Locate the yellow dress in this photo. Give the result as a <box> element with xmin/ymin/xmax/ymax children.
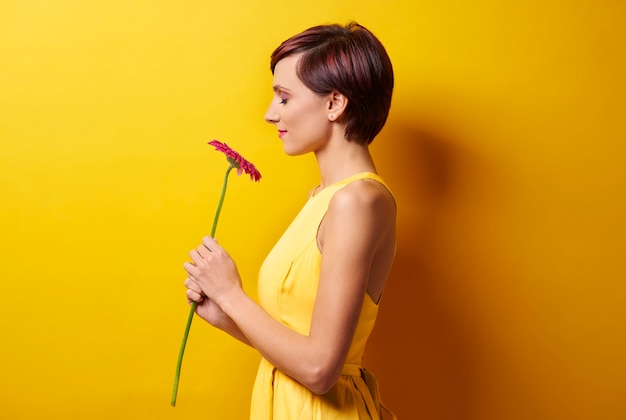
<box><xmin>250</xmin><ymin>172</ymin><xmax>396</xmax><ymax>420</ymax></box>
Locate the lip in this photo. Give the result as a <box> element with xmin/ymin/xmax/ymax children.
<box><xmin>278</xmin><ymin>130</ymin><xmax>287</xmax><ymax>138</ymax></box>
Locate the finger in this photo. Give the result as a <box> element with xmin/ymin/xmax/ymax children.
<box><xmin>202</xmin><ymin>236</ymin><xmax>220</xmax><ymax>251</ymax></box>
<box><xmin>184</xmin><ymin>277</ymin><xmax>202</xmax><ymax>293</ymax></box>
<box><xmin>183</xmin><ymin>261</ymin><xmax>198</xmax><ymax>276</ymax></box>
<box><xmin>186</xmin><ymin>288</ymin><xmax>204</xmax><ymax>303</ymax></box>
<box><xmin>188</xmin><ymin>249</ymin><xmax>203</xmax><ymax>263</ymax></box>
<box><xmin>197</xmin><ymin>243</ymin><xmax>211</xmax><ymax>258</ymax></box>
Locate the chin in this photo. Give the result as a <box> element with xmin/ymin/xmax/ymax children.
<box><xmin>282</xmin><ymin>143</ymin><xmax>308</xmax><ymax>157</ymax></box>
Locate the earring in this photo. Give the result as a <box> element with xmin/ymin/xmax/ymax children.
<box><xmin>329</xmin><ymin>114</ymin><xmax>335</xmax><ymax>121</ymax></box>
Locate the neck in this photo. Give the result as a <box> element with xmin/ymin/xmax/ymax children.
<box><xmin>314</xmin><ymin>136</ymin><xmax>377</xmax><ymax>190</ymax></box>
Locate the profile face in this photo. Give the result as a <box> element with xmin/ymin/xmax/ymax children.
<box><xmin>264</xmin><ymin>54</ymin><xmax>332</xmax><ymax>156</ymax></box>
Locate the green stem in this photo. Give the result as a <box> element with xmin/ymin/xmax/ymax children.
<box><xmin>171</xmin><ymin>301</ymin><xmax>195</xmax><ymax>407</ymax></box>
<box><xmin>210</xmin><ymin>164</ymin><xmax>235</xmax><ymax>238</ymax></box>
<box><xmin>171</xmin><ymin>163</ymin><xmax>236</xmax><ymax>407</ymax></box>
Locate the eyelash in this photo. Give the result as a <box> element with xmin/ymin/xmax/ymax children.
<box><xmin>279</xmin><ymin>98</ymin><xmax>288</xmax><ymax>105</ymax></box>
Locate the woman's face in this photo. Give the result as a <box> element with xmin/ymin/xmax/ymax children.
<box><xmin>264</xmin><ymin>54</ymin><xmax>332</xmax><ymax>156</ymax></box>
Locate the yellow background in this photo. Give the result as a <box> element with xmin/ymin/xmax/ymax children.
<box><xmin>1</xmin><ymin>1</ymin><xmax>625</xmax><ymax>419</ymax></box>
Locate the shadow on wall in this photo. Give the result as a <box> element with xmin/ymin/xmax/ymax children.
<box><xmin>366</xmin><ymin>118</ymin><xmax>497</xmax><ymax>419</ymax></box>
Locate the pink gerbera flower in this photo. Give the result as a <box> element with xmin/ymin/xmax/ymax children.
<box><xmin>208</xmin><ymin>140</ymin><xmax>262</xmax><ymax>182</ymax></box>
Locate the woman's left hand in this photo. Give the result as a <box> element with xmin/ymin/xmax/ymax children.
<box><xmin>183</xmin><ymin>236</ymin><xmax>242</xmax><ymax>307</ymax></box>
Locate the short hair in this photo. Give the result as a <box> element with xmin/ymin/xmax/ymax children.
<box><xmin>270</xmin><ymin>22</ymin><xmax>394</xmax><ymax>145</ymax></box>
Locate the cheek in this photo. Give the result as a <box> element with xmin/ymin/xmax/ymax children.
<box><xmin>282</xmin><ymin>98</ymin><xmax>328</xmax><ymax>131</ymax></box>
<box><xmin>282</xmin><ymin>108</ymin><xmax>302</xmax><ymax>129</ymax></box>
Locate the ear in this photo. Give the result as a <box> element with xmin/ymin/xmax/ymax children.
<box><xmin>327</xmin><ymin>91</ymin><xmax>348</xmax><ymax>122</ymax></box>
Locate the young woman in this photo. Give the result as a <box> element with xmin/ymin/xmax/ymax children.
<box><xmin>184</xmin><ymin>22</ymin><xmax>397</xmax><ymax>419</ymax></box>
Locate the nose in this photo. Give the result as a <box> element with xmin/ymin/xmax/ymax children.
<box><xmin>264</xmin><ymin>103</ymin><xmax>279</xmax><ymax>124</ymax></box>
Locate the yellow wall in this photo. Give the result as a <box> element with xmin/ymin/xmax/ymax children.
<box><xmin>1</xmin><ymin>1</ymin><xmax>624</xmax><ymax>419</ymax></box>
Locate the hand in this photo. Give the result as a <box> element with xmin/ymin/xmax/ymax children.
<box><xmin>183</xmin><ymin>236</ymin><xmax>242</xmax><ymax>307</ymax></box>
<box><xmin>184</xmin><ymin>277</ymin><xmax>231</xmax><ymax>327</ymax></box>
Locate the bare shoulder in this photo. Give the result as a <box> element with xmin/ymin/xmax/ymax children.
<box><xmin>323</xmin><ymin>179</ymin><xmax>396</xmax><ymax>247</ymax></box>
<box><xmin>328</xmin><ymin>178</ymin><xmax>396</xmax><ymax>217</ymax></box>
<box><xmin>320</xmin><ymin>177</ymin><xmax>396</xmax><ymax>265</ymax></box>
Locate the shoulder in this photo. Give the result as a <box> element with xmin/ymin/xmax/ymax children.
<box><xmin>329</xmin><ymin>178</ymin><xmax>396</xmax><ymax>217</ymax></box>
<box><xmin>319</xmin><ymin>177</ymin><xmax>395</xmax><ymax>254</ymax></box>
<box><xmin>324</xmin><ymin>178</ymin><xmax>396</xmax><ymax>240</ymax></box>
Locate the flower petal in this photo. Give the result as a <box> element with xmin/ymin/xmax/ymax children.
<box><xmin>208</xmin><ymin>140</ymin><xmax>262</xmax><ymax>182</ymax></box>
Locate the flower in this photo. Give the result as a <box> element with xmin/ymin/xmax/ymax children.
<box><xmin>208</xmin><ymin>140</ymin><xmax>262</xmax><ymax>182</ymax></box>
<box><xmin>171</xmin><ymin>140</ymin><xmax>261</xmax><ymax>407</ymax></box>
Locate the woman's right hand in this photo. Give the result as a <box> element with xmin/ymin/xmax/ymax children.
<box><xmin>184</xmin><ymin>277</ymin><xmax>229</xmax><ymax>327</ymax></box>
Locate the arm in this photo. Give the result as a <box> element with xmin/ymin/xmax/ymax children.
<box><xmin>184</xmin><ymin>181</ymin><xmax>394</xmax><ymax>394</ymax></box>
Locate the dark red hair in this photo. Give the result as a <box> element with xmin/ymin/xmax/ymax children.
<box><xmin>270</xmin><ymin>22</ymin><xmax>394</xmax><ymax>144</ymax></box>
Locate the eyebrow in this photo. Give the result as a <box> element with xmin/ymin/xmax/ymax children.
<box><xmin>272</xmin><ymin>85</ymin><xmax>291</xmax><ymax>92</ymax></box>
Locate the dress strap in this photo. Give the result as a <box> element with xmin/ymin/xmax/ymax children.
<box><xmin>336</xmin><ymin>172</ymin><xmax>390</xmax><ymax>190</ymax></box>
<box><xmin>313</xmin><ymin>172</ymin><xmax>393</xmax><ymax>198</ymax></box>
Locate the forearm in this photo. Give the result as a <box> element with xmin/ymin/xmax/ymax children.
<box><xmin>210</xmin><ymin>313</ymin><xmax>252</xmax><ymax>347</ymax></box>
<box><xmin>220</xmin><ymin>289</ymin><xmax>338</xmax><ymax>394</ymax></box>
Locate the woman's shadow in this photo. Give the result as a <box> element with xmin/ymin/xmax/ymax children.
<box><xmin>366</xmin><ymin>119</ymin><xmax>493</xmax><ymax>419</ymax></box>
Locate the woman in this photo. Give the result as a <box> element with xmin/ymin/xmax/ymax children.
<box><xmin>184</xmin><ymin>22</ymin><xmax>396</xmax><ymax>419</ymax></box>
